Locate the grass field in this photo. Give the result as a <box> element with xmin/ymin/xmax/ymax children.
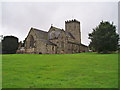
<box><xmin>2</xmin><ymin>53</ymin><xmax>118</xmax><ymax>88</ymax></box>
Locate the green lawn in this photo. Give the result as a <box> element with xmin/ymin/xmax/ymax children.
<box><xmin>2</xmin><ymin>53</ymin><xmax>118</xmax><ymax>88</ymax></box>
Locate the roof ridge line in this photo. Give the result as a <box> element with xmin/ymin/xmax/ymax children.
<box><xmin>31</xmin><ymin>27</ymin><xmax>48</xmax><ymax>33</ymax></box>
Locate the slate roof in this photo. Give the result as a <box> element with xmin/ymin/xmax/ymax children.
<box><xmin>48</xmin><ymin>26</ymin><xmax>75</xmax><ymax>40</ymax></box>
<box><xmin>31</xmin><ymin>27</ymin><xmax>48</xmax><ymax>40</ymax></box>
<box><xmin>49</xmin><ymin>26</ymin><xmax>63</xmax><ymax>32</ymax></box>
<box><xmin>48</xmin><ymin>26</ymin><xmax>64</xmax><ymax>40</ymax></box>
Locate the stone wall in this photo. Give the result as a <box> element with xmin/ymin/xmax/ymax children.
<box><xmin>80</xmin><ymin>44</ymin><xmax>89</xmax><ymax>52</ymax></box>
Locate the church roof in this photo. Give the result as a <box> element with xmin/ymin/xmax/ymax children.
<box><xmin>32</xmin><ymin>27</ymin><xmax>48</xmax><ymax>33</ymax></box>
<box><xmin>31</xmin><ymin>27</ymin><xmax>48</xmax><ymax>40</ymax></box>
<box><xmin>48</xmin><ymin>26</ymin><xmax>75</xmax><ymax>40</ymax></box>
<box><xmin>49</xmin><ymin>26</ymin><xmax>64</xmax><ymax>32</ymax></box>
<box><xmin>48</xmin><ymin>26</ymin><xmax>65</xmax><ymax>40</ymax></box>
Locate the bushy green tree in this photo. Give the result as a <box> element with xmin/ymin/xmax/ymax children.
<box><xmin>2</xmin><ymin>36</ymin><xmax>19</xmax><ymax>54</ymax></box>
<box><xmin>89</xmin><ymin>21</ymin><xmax>119</xmax><ymax>53</ymax></box>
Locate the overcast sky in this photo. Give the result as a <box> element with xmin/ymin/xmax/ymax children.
<box><xmin>1</xmin><ymin>2</ymin><xmax>118</xmax><ymax>45</ymax></box>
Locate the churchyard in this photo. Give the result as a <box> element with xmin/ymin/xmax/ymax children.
<box><xmin>2</xmin><ymin>52</ymin><xmax>118</xmax><ymax>88</ymax></box>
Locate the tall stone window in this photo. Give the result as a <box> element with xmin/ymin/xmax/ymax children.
<box><xmin>30</xmin><ymin>35</ymin><xmax>35</xmax><ymax>48</ymax></box>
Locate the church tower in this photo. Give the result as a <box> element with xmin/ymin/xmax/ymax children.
<box><xmin>65</xmin><ymin>19</ymin><xmax>81</xmax><ymax>44</ymax></box>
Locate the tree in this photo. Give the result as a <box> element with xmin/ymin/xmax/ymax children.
<box><xmin>88</xmin><ymin>21</ymin><xmax>119</xmax><ymax>53</ymax></box>
<box><xmin>2</xmin><ymin>36</ymin><xmax>19</xmax><ymax>54</ymax></box>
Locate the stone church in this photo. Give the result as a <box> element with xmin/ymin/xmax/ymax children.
<box><xmin>18</xmin><ymin>19</ymin><xmax>88</xmax><ymax>54</ymax></box>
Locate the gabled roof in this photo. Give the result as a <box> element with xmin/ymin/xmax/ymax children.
<box><xmin>32</xmin><ymin>27</ymin><xmax>48</xmax><ymax>33</ymax></box>
<box><xmin>48</xmin><ymin>26</ymin><xmax>64</xmax><ymax>32</ymax></box>
<box><xmin>48</xmin><ymin>26</ymin><xmax>65</xmax><ymax>40</ymax></box>
<box><xmin>48</xmin><ymin>26</ymin><xmax>76</xmax><ymax>40</ymax></box>
<box><xmin>31</xmin><ymin>27</ymin><xmax>48</xmax><ymax>40</ymax></box>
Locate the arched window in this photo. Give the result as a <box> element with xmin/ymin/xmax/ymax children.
<box><xmin>49</xmin><ymin>31</ymin><xmax>55</xmax><ymax>39</ymax></box>
<box><xmin>30</xmin><ymin>35</ymin><xmax>35</xmax><ymax>48</ymax></box>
